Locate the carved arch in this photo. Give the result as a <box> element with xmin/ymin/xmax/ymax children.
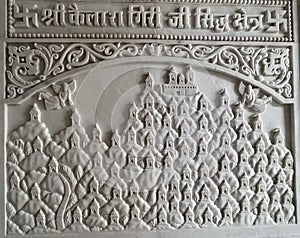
<box><xmin>6</xmin><ymin>43</ymin><xmax>293</xmax><ymax>104</ymax></box>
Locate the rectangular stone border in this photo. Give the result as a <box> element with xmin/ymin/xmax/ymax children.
<box><xmin>1</xmin><ymin>0</ymin><xmax>300</xmax><ymax>237</ymax></box>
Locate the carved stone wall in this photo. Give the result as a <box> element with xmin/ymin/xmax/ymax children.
<box><xmin>2</xmin><ymin>0</ymin><xmax>300</xmax><ymax>238</ymax></box>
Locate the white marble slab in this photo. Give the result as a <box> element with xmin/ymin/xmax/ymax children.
<box><xmin>1</xmin><ymin>0</ymin><xmax>300</xmax><ymax>237</ymax></box>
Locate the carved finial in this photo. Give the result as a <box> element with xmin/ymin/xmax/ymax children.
<box><xmin>182</xmin><ymin>164</ymin><xmax>192</xmax><ymax>177</ymax></box>
<box><xmin>89</xmin><ymin>198</ymin><xmax>100</xmax><ymax>217</ymax></box>
<box><xmin>241</xmin><ymin>171</ymin><xmax>249</xmax><ymax>181</ymax></box>
<box><xmin>256</xmin><ymin>177</ymin><xmax>266</xmax><ymax>192</ymax></box>
<box><xmin>185</xmin><ymin>65</ymin><xmax>194</xmax><ymax>83</ymax></box>
<box><xmin>110</xmin><ymin>161</ymin><xmax>120</xmax><ymax>176</ymax></box>
<box><xmin>110</xmin><ymin>207</ymin><xmax>120</xmax><ymax>223</ymax></box>
<box><xmin>271</xmin><ymin>128</ymin><xmax>284</xmax><ymax>144</ymax></box>
<box><xmin>254</xmin><ymin>136</ymin><xmax>265</xmax><ymax>153</ymax></box>
<box><xmin>275</xmin><ymin>209</ymin><xmax>285</xmax><ymax>224</ymax></box>
<box><xmin>179</xmin><ymin>99</ymin><xmax>189</xmax><ymax>114</ymax></box>
<box><xmin>112</xmin><ymin>183</ymin><xmax>122</xmax><ymax>199</ymax></box>
<box><xmin>220</xmin><ymin>110</ymin><xmax>231</xmax><ymax>125</ymax></box>
<box><xmin>36</xmin><ymin>209</ymin><xmax>46</xmax><ymax>227</ymax></box>
<box><xmin>73</xmin><ymin>206</ymin><xmax>83</xmax><ymax>223</ymax></box>
<box><xmin>241</xmin><ymin>194</ymin><xmax>250</xmax><ymax>204</ymax></box>
<box><xmin>258</xmin><ymin>199</ymin><xmax>268</xmax><ymax>214</ymax></box>
<box><xmin>235</xmin><ymin>101</ymin><xmax>244</xmax><ymax>110</ymax></box>
<box><xmin>220</xmin><ymin>88</ymin><xmax>229</xmax><ymax>106</ymax></box>
<box><xmin>163</xmin><ymin>112</ymin><xmax>172</xmax><ymax>125</ymax></box>
<box><xmin>224</xmin><ymin>202</ymin><xmax>233</xmax><ymax>213</ymax></box>
<box><xmin>221</xmin><ymin>129</ymin><xmax>231</xmax><ymax>146</ymax></box>
<box><xmin>179</xmin><ymin>140</ymin><xmax>189</xmax><ymax>157</ymax></box>
<box><xmin>70</xmin><ymin>131</ymin><xmax>80</xmax><ymax>148</ymax></box>
<box><xmin>183</xmin><ymin>184</ymin><xmax>192</xmax><ymax>194</ymax></box>
<box><xmin>256</xmin><ymin>158</ymin><xmax>266</xmax><ymax>172</ymax></box>
<box><xmin>111</xmin><ymin>129</ymin><xmax>121</xmax><ymax>146</ymax></box>
<box><xmin>145</xmin><ymin>73</ymin><xmax>154</xmax><ymax>89</ymax></box>
<box><xmin>48</xmin><ymin>156</ymin><xmax>58</xmax><ymax>173</ymax></box>
<box><xmin>283</xmin><ymin>189</ymin><xmax>293</xmax><ymax>203</ymax></box>
<box><xmin>251</xmin><ymin>114</ymin><xmax>263</xmax><ymax>130</ymax></box>
<box><xmin>166</xmin><ymin>132</ymin><xmax>175</xmax><ymax>144</ymax></box>
<box><xmin>145</xmin><ymin>131</ymin><xmax>155</xmax><ymax>146</ymax></box>
<box><xmin>129</xmin><ymin>101</ymin><xmax>139</xmax><ymax>116</ymax></box>
<box><xmin>220</xmin><ymin>88</ymin><xmax>229</xmax><ymax>97</ymax></box>
<box><xmin>199</xmin><ymin>93</ymin><xmax>212</xmax><ymax>111</ymax></box>
<box><xmin>185</xmin><ymin>206</ymin><xmax>194</xmax><ymax>216</ymax></box>
<box><xmin>178</xmin><ymin>73</ymin><xmax>185</xmax><ymax>84</ymax></box>
<box><xmin>200</xmin><ymin>184</ymin><xmax>211</xmax><ymax>200</ymax></box>
<box><xmin>8</xmin><ymin>152</ymin><xmax>18</xmax><ymax>164</ymax></box>
<box><xmin>29</xmin><ymin>103</ymin><xmax>41</xmax><ymax>122</ymax></box>
<box><xmin>220</xmin><ymin>179</ymin><xmax>230</xmax><ymax>195</ymax></box>
<box><xmin>199</xmin><ymin>137</ymin><xmax>208</xmax><ymax>154</ymax></box>
<box><xmin>220</xmin><ymin>154</ymin><xmax>230</xmax><ymax>171</ymax></box>
<box><xmin>130</xmin><ymin>203</ymin><xmax>140</xmax><ymax>219</ymax></box>
<box><xmin>237</xmin><ymin>121</ymin><xmax>248</xmax><ymax>133</ymax></box>
<box><xmin>199</xmin><ymin>113</ymin><xmax>208</xmax><ymax>124</ymax></box>
<box><xmin>33</xmin><ymin>136</ymin><xmax>43</xmax><ymax>152</ymax></box>
<box><xmin>283</xmin><ymin>152</ymin><xmax>293</xmax><ymax>168</ymax></box>
<box><xmin>158</xmin><ymin>207</ymin><xmax>168</xmax><ymax>223</ymax></box>
<box><xmin>89</xmin><ymin>177</ymin><xmax>99</xmax><ymax>193</ymax></box>
<box><xmin>170</xmin><ymin>196</ymin><xmax>179</xmax><ymax>212</ymax></box>
<box><xmin>272</xmin><ymin>188</ymin><xmax>280</xmax><ymax>201</ymax></box>
<box><xmin>145</xmin><ymin>93</ymin><xmax>154</xmax><ymax>104</ymax></box>
<box><xmin>204</xmin><ymin>206</ymin><xmax>213</xmax><ymax>219</ymax></box>
<box><xmin>199</xmin><ymin>161</ymin><xmax>209</xmax><ymax>177</ymax></box>
<box><xmin>239</xmin><ymin>147</ymin><xmax>249</xmax><ymax>159</ymax></box>
<box><xmin>145</xmin><ymin>113</ymin><xmax>154</xmax><ymax>128</ymax></box>
<box><xmin>169</xmin><ymin>97</ymin><xmax>177</xmax><ymax>108</ymax></box>
<box><xmin>10</xmin><ymin>172</ymin><xmax>20</xmax><ymax>190</ymax></box>
<box><xmin>234</xmin><ymin>102</ymin><xmax>245</xmax><ymax>119</ymax></box>
<box><xmin>144</xmin><ymin>151</ymin><xmax>155</xmax><ymax>169</ymax></box>
<box><xmin>92</xmin><ymin>123</ymin><xmax>102</xmax><ymax>141</ymax></box>
<box><xmin>30</xmin><ymin>183</ymin><xmax>41</xmax><ymax>200</ymax></box>
<box><xmin>71</xmin><ymin>109</ymin><xmax>81</xmax><ymax>125</ymax></box>
<box><xmin>168</xmin><ymin>66</ymin><xmax>178</xmax><ymax>84</ymax></box>
<box><xmin>276</xmin><ymin>168</ymin><xmax>286</xmax><ymax>183</ymax></box>
<box><xmin>170</xmin><ymin>175</ymin><xmax>180</xmax><ymax>187</ymax></box>
<box><xmin>164</xmin><ymin>152</ymin><xmax>174</xmax><ymax>169</ymax></box>
<box><xmin>127</xmin><ymin>148</ymin><xmax>137</xmax><ymax>161</ymax></box>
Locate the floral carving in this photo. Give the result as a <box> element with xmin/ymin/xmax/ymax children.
<box><xmin>6</xmin><ymin>43</ymin><xmax>292</xmax><ymax>100</ymax></box>
<box><xmin>163</xmin><ymin>45</ymin><xmax>292</xmax><ymax>98</ymax></box>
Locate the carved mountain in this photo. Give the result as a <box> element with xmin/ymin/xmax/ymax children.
<box><xmin>6</xmin><ymin>66</ymin><xmax>296</xmax><ymax>234</ymax></box>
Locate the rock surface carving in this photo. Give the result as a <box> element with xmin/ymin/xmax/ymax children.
<box><xmin>6</xmin><ymin>66</ymin><xmax>295</xmax><ymax>235</ymax></box>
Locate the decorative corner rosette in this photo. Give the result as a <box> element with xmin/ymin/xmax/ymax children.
<box><xmin>6</xmin><ymin>43</ymin><xmax>292</xmax><ymax>102</ymax></box>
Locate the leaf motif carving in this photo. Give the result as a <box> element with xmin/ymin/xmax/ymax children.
<box><xmin>5</xmin><ymin>43</ymin><xmax>293</xmax><ymax>100</ymax></box>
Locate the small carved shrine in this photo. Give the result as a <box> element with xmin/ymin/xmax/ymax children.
<box><xmin>2</xmin><ymin>0</ymin><xmax>299</xmax><ymax>238</ymax></box>
<box><xmin>6</xmin><ymin>66</ymin><xmax>295</xmax><ymax>234</ymax></box>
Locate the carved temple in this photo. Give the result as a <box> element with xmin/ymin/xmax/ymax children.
<box><xmin>6</xmin><ymin>66</ymin><xmax>295</xmax><ymax>234</ymax></box>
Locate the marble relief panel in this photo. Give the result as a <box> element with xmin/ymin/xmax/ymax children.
<box><xmin>2</xmin><ymin>0</ymin><xmax>300</xmax><ymax>238</ymax></box>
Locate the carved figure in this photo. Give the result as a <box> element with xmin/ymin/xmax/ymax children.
<box><xmin>238</xmin><ymin>82</ymin><xmax>272</xmax><ymax>112</ymax></box>
<box><xmin>38</xmin><ymin>92</ymin><xmax>61</xmax><ymax>110</ymax></box>
<box><xmin>52</xmin><ymin>80</ymin><xmax>77</xmax><ymax>107</ymax></box>
<box><xmin>38</xmin><ymin>80</ymin><xmax>76</xmax><ymax>110</ymax></box>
